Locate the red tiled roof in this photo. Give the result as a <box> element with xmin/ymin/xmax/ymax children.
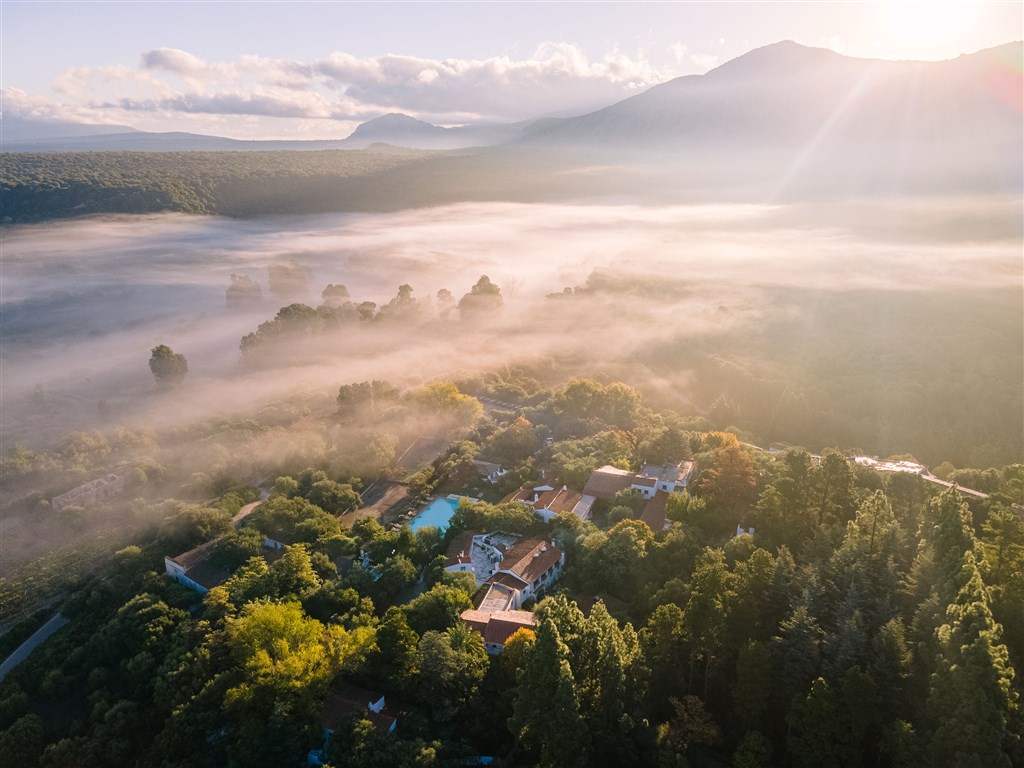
<box><xmin>498</xmin><ymin>539</ymin><xmax>562</xmax><ymax>585</ymax></box>
<box><xmin>583</xmin><ymin>466</ymin><xmax>638</xmax><ymax>499</ymax></box>
<box><xmin>640</xmin><ymin>490</ymin><xmax>670</xmax><ymax>532</ymax></box>
<box><xmin>535</xmin><ymin>487</ymin><xmax>582</xmax><ymax>514</ymax></box>
<box><xmin>168</xmin><ymin>539</ymin><xmax>230</xmax><ymax>590</ymax></box>
<box><xmin>461</xmin><ymin>609</ymin><xmax>536</xmax><ymax>647</ymax></box>
<box><xmin>502</xmin><ymin>484</ymin><xmax>582</xmax><ymax>516</ymax></box>
<box><xmin>168</xmin><ymin>538</ymin><xmax>219</xmax><ymax>569</ymax></box>
<box><xmin>444</xmin><ymin>530</ymin><xmax>477</xmax><ymax>568</ymax></box>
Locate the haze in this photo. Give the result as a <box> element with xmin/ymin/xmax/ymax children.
<box><xmin>3</xmin><ymin>195</ymin><xmax>1020</xmax><ymax>459</ymax></box>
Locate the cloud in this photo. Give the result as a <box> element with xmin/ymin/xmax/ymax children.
<box><xmin>141</xmin><ymin>48</ymin><xmax>207</xmax><ymax>76</ymax></box>
<box><xmin>7</xmin><ymin>43</ymin><xmax>718</xmax><ymax>137</ymax></box>
<box><xmin>115</xmin><ymin>92</ymin><xmax>339</xmax><ymax>119</ymax></box>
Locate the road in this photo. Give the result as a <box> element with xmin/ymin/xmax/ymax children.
<box><xmin>0</xmin><ymin>613</ymin><xmax>69</xmax><ymax>683</ymax></box>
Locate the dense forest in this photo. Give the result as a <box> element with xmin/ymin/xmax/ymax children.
<box><xmin>0</xmin><ymin>374</ymin><xmax>1021</xmax><ymax>767</ymax></box>
<box><xmin>0</xmin><ymin>148</ymin><xmax>622</xmax><ymax>222</ymax></box>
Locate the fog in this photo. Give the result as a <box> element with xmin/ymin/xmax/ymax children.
<box><xmin>1</xmin><ymin>196</ymin><xmax>1021</xmax><ymax>452</ymax></box>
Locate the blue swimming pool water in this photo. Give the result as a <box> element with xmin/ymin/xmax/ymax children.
<box><xmin>408</xmin><ymin>497</ymin><xmax>460</xmax><ymax>533</ymax></box>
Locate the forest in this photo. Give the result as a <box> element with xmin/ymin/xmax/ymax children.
<box><xmin>0</xmin><ymin>373</ymin><xmax>1021</xmax><ymax>768</ymax></box>
<box><xmin>0</xmin><ymin>148</ymin><xmax>628</xmax><ymax>222</ymax></box>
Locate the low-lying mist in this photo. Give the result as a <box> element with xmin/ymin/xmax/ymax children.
<box><xmin>1</xmin><ymin>195</ymin><xmax>1021</xmax><ymax>464</ymax></box>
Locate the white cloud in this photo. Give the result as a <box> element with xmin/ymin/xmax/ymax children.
<box><xmin>6</xmin><ymin>43</ymin><xmax>717</xmax><ymax>138</ymax></box>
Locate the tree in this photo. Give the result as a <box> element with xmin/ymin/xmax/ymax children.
<box><xmin>662</xmin><ymin>695</ymin><xmax>720</xmax><ymax>756</ymax></box>
<box><xmin>226</xmin><ymin>273</ymin><xmax>262</xmax><ymax>308</ymax></box>
<box><xmin>698</xmin><ymin>439</ymin><xmax>757</xmax><ymax>535</ymax></box>
<box><xmin>640</xmin><ymin>603</ymin><xmax>688</xmax><ymax>710</ymax></box>
<box><xmin>223</xmin><ymin>601</ymin><xmax>372</xmax><ymax>767</ymax></box>
<box><xmin>321</xmin><ymin>283</ymin><xmax>351</xmax><ymax>307</ymax></box>
<box><xmin>417</xmin><ymin>623</ymin><xmax>489</xmax><ymax>721</ymax></box>
<box><xmin>733</xmin><ymin>641</ymin><xmax>776</xmax><ymax>730</ymax></box>
<box><xmin>684</xmin><ymin>548</ymin><xmax>736</xmax><ymax>698</ymax></box>
<box><xmin>370</xmin><ymin>607</ymin><xmax>420</xmax><ymax>694</ymax></box>
<box><xmin>213</xmin><ymin>528</ymin><xmax>265</xmax><ymax>571</ymax></box>
<box><xmin>404</xmin><ymin>584</ymin><xmax>473</xmax><ymax>635</ymax></box>
<box><xmin>149</xmin><ymin>344</ymin><xmax>188</xmax><ymax>385</ymax></box>
<box><xmin>787</xmin><ymin>677</ymin><xmax>840</xmax><ymax>768</ymax></box>
<box><xmin>511</xmin><ymin>618</ymin><xmax>590</xmax><ymax>768</ymax></box>
<box><xmin>457</xmin><ymin>275</ymin><xmax>503</xmax><ymax>319</ymax></box>
<box><xmin>926</xmin><ymin>551</ymin><xmax>1019</xmax><ymax>767</ymax></box>
<box><xmin>0</xmin><ymin>714</ymin><xmax>47</xmax><ymax>765</ymax></box>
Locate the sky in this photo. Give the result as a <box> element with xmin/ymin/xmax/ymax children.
<box><xmin>2</xmin><ymin>1</ymin><xmax>1022</xmax><ymax>139</ymax></box>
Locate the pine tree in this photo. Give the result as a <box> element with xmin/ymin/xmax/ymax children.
<box><xmin>787</xmin><ymin>677</ymin><xmax>840</xmax><ymax>768</ymax></box>
<box><xmin>927</xmin><ymin>551</ymin><xmax>1019</xmax><ymax>767</ymax></box>
<box><xmin>774</xmin><ymin>600</ymin><xmax>824</xmax><ymax>709</ymax></box>
<box><xmin>510</xmin><ymin>619</ymin><xmax>590</xmax><ymax>768</ymax></box>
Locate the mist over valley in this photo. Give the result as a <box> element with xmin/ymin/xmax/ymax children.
<box><xmin>1</xmin><ymin>20</ymin><xmax>1022</xmax><ymax>768</ymax></box>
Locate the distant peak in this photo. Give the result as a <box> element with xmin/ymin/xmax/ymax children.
<box><xmin>364</xmin><ymin>113</ymin><xmax>433</xmax><ymax>127</ymax></box>
<box><xmin>707</xmin><ymin>39</ymin><xmax>845</xmax><ymax>77</ymax></box>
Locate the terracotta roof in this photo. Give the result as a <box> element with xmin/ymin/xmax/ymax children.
<box><xmin>168</xmin><ymin>538</ymin><xmax>220</xmax><ymax>569</ymax></box>
<box><xmin>633</xmin><ymin>476</ymin><xmax>657</xmax><ymax>488</ymax></box>
<box><xmin>498</xmin><ymin>539</ymin><xmax>562</xmax><ymax>585</ymax></box>
<box><xmin>536</xmin><ymin>487</ymin><xmax>582</xmax><ymax>514</ymax></box>
<box><xmin>461</xmin><ymin>609</ymin><xmax>536</xmax><ymax>647</ymax></box>
<box><xmin>640</xmin><ymin>490</ymin><xmax>670</xmax><ymax>532</ymax></box>
<box><xmin>503</xmin><ymin>485</ymin><xmax>582</xmax><ymax>516</ymax></box>
<box><xmin>461</xmin><ymin>609</ymin><xmax>492</xmax><ymax>632</ymax></box>
<box><xmin>444</xmin><ymin>530</ymin><xmax>478</xmax><ymax>568</ymax></box>
<box><xmin>168</xmin><ymin>539</ymin><xmax>231</xmax><ymax>590</ymax></box>
<box><xmin>583</xmin><ymin>466</ymin><xmax>638</xmax><ymax>499</ymax></box>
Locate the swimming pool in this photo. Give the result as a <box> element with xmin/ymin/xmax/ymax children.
<box><xmin>408</xmin><ymin>496</ymin><xmax>460</xmax><ymax>533</ymax></box>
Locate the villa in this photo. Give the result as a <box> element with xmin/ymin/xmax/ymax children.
<box><xmin>449</xmin><ymin>531</ymin><xmax>563</xmax><ymax>653</ymax></box>
<box><xmin>502</xmin><ymin>483</ymin><xmax>589</xmax><ymax>521</ymax></box>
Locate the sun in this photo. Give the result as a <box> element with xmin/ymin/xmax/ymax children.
<box><xmin>882</xmin><ymin>1</ymin><xmax>981</xmax><ymax>55</ymax></box>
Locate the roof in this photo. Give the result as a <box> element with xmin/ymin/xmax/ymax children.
<box><xmin>639</xmin><ymin>461</ymin><xmax>695</xmax><ymax>485</ymax></box>
<box><xmin>640</xmin><ymin>491</ymin><xmax>670</xmax><ymax>532</ymax></box>
<box><xmin>484</xmin><ymin>580</ymin><xmax>519</xmax><ymax>604</ymax></box>
<box><xmin>583</xmin><ymin>465</ymin><xmax>638</xmax><ymax>499</ymax></box>
<box><xmin>535</xmin><ymin>487</ymin><xmax>582</xmax><ymax>514</ymax></box>
<box><xmin>168</xmin><ymin>539</ymin><xmax>231</xmax><ymax>590</ymax></box>
<box><xmin>473</xmin><ymin>460</ymin><xmax>504</xmax><ymax>475</ymax></box>
<box><xmin>461</xmin><ymin>609</ymin><xmax>536</xmax><ymax>647</ymax></box>
<box><xmin>478</xmin><ymin>581</ymin><xmax>519</xmax><ymax>612</ymax></box>
<box><xmin>502</xmin><ymin>485</ymin><xmax>582</xmax><ymax>515</ymax></box>
<box><xmin>168</xmin><ymin>538</ymin><xmax>220</xmax><ymax>570</ymax></box>
<box><xmin>572</xmin><ymin>495</ymin><xmax>596</xmax><ymax>520</ymax></box>
<box><xmin>632</xmin><ymin>476</ymin><xmax>657</xmax><ymax>488</ymax></box>
<box><xmin>444</xmin><ymin>530</ymin><xmax>478</xmax><ymax>568</ymax></box>
<box><xmin>497</xmin><ymin>539</ymin><xmax>562</xmax><ymax>585</ymax></box>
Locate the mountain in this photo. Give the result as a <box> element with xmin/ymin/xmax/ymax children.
<box><xmin>517</xmin><ymin>40</ymin><xmax>1023</xmax><ymax>194</ymax></box>
<box><xmin>1</xmin><ymin>130</ymin><xmax>357</xmax><ymax>153</ymax></box>
<box><xmin>520</xmin><ymin>40</ymin><xmax>1023</xmax><ymax>151</ymax></box>
<box><xmin>1</xmin><ymin>116</ymin><xmax>141</xmax><ymax>143</ymax></box>
<box><xmin>1</xmin><ymin>113</ymin><xmax>551</xmax><ymax>152</ymax></box>
<box><xmin>340</xmin><ymin>112</ymin><xmax>551</xmax><ymax>149</ymax></box>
